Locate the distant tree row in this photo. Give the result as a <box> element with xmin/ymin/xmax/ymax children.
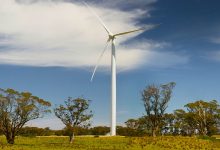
<box><xmin>0</xmin><ymin>125</ymin><xmax>145</xmax><ymax>137</ymax></box>
<box><xmin>0</xmin><ymin>126</ymin><xmax>109</xmax><ymax>137</ymax></box>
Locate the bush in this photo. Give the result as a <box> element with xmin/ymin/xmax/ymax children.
<box><xmin>198</xmin><ymin>135</ymin><xmax>216</xmax><ymax>141</ymax></box>
<box><xmin>90</xmin><ymin>126</ymin><xmax>109</xmax><ymax>135</ymax></box>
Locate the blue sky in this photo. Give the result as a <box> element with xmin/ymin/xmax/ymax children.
<box><xmin>0</xmin><ymin>0</ymin><xmax>220</xmax><ymax>129</ymax></box>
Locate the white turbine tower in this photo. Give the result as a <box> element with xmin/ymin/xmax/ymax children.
<box><xmin>83</xmin><ymin>2</ymin><xmax>157</xmax><ymax>136</ymax></box>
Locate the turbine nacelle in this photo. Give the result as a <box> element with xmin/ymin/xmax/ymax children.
<box><xmin>108</xmin><ymin>34</ymin><xmax>115</xmax><ymax>41</ymax></box>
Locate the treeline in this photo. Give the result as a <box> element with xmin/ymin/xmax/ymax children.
<box><xmin>0</xmin><ymin>126</ymin><xmax>135</xmax><ymax>137</ymax></box>
<box><xmin>125</xmin><ymin>100</ymin><xmax>220</xmax><ymax>137</ymax></box>
<box><xmin>0</xmin><ymin>83</ymin><xmax>220</xmax><ymax>144</ymax></box>
<box><xmin>1</xmin><ymin>99</ymin><xmax>217</xmax><ymax>137</ymax></box>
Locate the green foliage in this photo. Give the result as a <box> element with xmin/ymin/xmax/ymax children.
<box><xmin>19</xmin><ymin>127</ymin><xmax>54</xmax><ymax>137</ymax></box>
<box><xmin>90</xmin><ymin>126</ymin><xmax>109</xmax><ymax>135</ymax></box>
<box><xmin>117</xmin><ymin>126</ymin><xmax>146</xmax><ymax>136</ymax></box>
<box><xmin>198</xmin><ymin>135</ymin><xmax>216</xmax><ymax>141</ymax></box>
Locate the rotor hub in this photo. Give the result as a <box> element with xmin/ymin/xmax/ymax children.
<box><xmin>109</xmin><ymin>34</ymin><xmax>115</xmax><ymax>40</ymax></box>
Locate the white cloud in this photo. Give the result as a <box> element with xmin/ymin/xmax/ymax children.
<box><xmin>0</xmin><ymin>0</ymin><xmax>188</xmax><ymax>71</ymax></box>
<box><xmin>120</xmin><ymin>41</ymin><xmax>189</xmax><ymax>70</ymax></box>
<box><xmin>207</xmin><ymin>51</ymin><xmax>220</xmax><ymax>62</ymax></box>
<box><xmin>210</xmin><ymin>37</ymin><xmax>220</xmax><ymax>44</ymax></box>
<box><xmin>89</xmin><ymin>0</ymin><xmax>157</xmax><ymax>12</ymax></box>
<box><xmin>204</xmin><ymin>37</ymin><xmax>220</xmax><ymax>62</ymax></box>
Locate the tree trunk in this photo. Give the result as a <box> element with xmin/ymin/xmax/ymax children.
<box><xmin>69</xmin><ymin>131</ymin><xmax>74</xmax><ymax>144</ymax></box>
<box><xmin>201</xmin><ymin>127</ymin><xmax>207</xmax><ymax>136</ymax></box>
<box><xmin>152</xmin><ymin>126</ymin><xmax>159</xmax><ymax>137</ymax></box>
<box><xmin>152</xmin><ymin>129</ymin><xmax>156</xmax><ymax>137</ymax></box>
<box><xmin>6</xmin><ymin>132</ymin><xmax>15</xmax><ymax>144</ymax></box>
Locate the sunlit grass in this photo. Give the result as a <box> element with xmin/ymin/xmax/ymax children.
<box><xmin>0</xmin><ymin>135</ymin><xmax>219</xmax><ymax>150</ymax></box>
<box><xmin>213</xmin><ymin>135</ymin><xmax>220</xmax><ymax>139</ymax></box>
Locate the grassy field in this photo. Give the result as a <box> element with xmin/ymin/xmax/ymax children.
<box><xmin>213</xmin><ymin>135</ymin><xmax>220</xmax><ymax>139</ymax></box>
<box><xmin>0</xmin><ymin>136</ymin><xmax>219</xmax><ymax>150</ymax></box>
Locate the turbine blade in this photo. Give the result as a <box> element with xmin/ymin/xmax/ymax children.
<box><xmin>90</xmin><ymin>40</ymin><xmax>110</xmax><ymax>82</ymax></box>
<box><xmin>114</xmin><ymin>24</ymin><xmax>161</xmax><ymax>37</ymax></box>
<box><xmin>82</xmin><ymin>1</ymin><xmax>111</xmax><ymax>35</ymax></box>
<box><xmin>114</xmin><ymin>28</ymin><xmax>145</xmax><ymax>37</ymax></box>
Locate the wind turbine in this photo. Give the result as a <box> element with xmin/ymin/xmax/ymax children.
<box><xmin>83</xmin><ymin>2</ymin><xmax>157</xmax><ymax>136</ymax></box>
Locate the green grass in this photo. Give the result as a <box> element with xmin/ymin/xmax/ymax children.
<box><xmin>213</xmin><ymin>135</ymin><xmax>220</xmax><ymax>139</ymax></box>
<box><xmin>0</xmin><ymin>136</ymin><xmax>219</xmax><ymax>150</ymax></box>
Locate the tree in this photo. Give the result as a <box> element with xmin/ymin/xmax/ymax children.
<box><xmin>0</xmin><ymin>88</ymin><xmax>51</xmax><ymax>144</ymax></box>
<box><xmin>54</xmin><ymin>97</ymin><xmax>93</xmax><ymax>143</ymax></box>
<box><xmin>125</xmin><ymin>119</ymin><xmax>139</xmax><ymax>129</ymax></box>
<box><xmin>172</xmin><ymin>100</ymin><xmax>220</xmax><ymax>136</ymax></box>
<box><xmin>173</xmin><ymin>109</ymin><xmax>192</xmax><ymax>136</ymax></box>
<box><xmin>142</xmin><ymin>82</ymin><xmax>175</xmax><ymax>137</ymax></box>
<box><xmin>184</xmin><ymin>100</ymin><xmax>220</xmax><ymax>136</ymax></box>
<box><xmin>161</xmin><ymin>113</ymin><xmax>175</xmax><ymax>135</ymax></box>
<box><xmin>124</xmin><ymin>117</ymin><xmax>152</xmax><ymax>136</ymax></box>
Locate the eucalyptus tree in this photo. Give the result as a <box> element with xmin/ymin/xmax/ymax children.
<box><xmin>125</xmin><ymin>119</ymin><xmax>139</xmax><ymax>129</ymax></box>
<box><xmin>184</xmin><ymin>100</ymin><xmax>220</xmax><ymax>136</ymax></box>
<box><xmin>0</xmin><ymin>88</ymin><xmax>51</xmax><ymax>144</ymax></box>
<box><xmin>142</xmin><ymin>82</ymin><xmax>176</xmax><ymax>137</ymax></box>
<box><xmin>54</xmin><ymin>97</ymin><xmax>93</xmax><ymax>143</ymax></box>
